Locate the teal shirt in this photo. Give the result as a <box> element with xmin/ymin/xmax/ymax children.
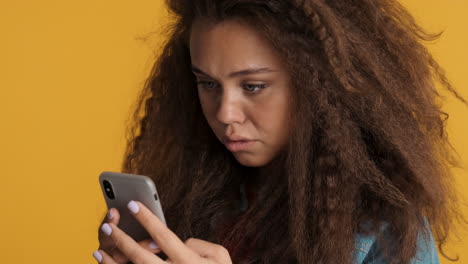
<box><xmin>353</xmin><ymin>220</ymin><xmax>439</xmax><ymax>263</ymax></box>
<box><xmin>239</xmin><ymin>183</ymin><xmax>439</xmax><ymax>263</ymax></box>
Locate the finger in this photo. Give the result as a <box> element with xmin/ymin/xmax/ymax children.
<box><xmin>100</xmin><ymin>239</ymin><xmax>160</xmax><ymax>264</ymax></box>
<box><xmin>93</xmin><ymin>249</ymin><xmax>118</xmax><ymax>264</ymax></box>
<box><xmin>127</xmin><ymin>201</ymin><xmax>200</xmax><ymax>263</ymax></box>
<box><xmin>101</xmin><ymin>222</ymin><xmax>165</xmax><ymax>264</ymax></box>
<box><xmin>110</xmin><ymin>239</ymin><xmax>161</xmax><ymax>264</ymax></box>
<box><xmin>106</xmin><ymin>248</ymin><xmax>129</xmax><ymax>264</ymax></box>
<box><xmin>106</xmin><ymin>208</ymin><xmax>121</xmax><ymax>224</ymax></box>
<box><xmin>184</xmin><ymin>238</ymin><xmax>232</xmax><ymax>263</ymax></box>
<box><xmin>139</xmin><ymin>239</ymin><xmax>162</xmax><ymax>253</ymax></box>
<box><xmin>99</xmin><ymin>208</ymin><xmax>121</xmax><ymax>250</ymax></box>
<box><xmin>99</xmin><ymin>209</ymin><xmax>130</xmax><ymax>264</ymax></box>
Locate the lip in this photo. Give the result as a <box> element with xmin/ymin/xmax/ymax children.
<box><xmin>223</xmin><ymin>135</ymin><xmax>252</xmax><ymax>142</ymax></box>
<box><xmin>224</xmin><ymin>140</ymin><xmax>256</xmax><ymax>152</ymax></box>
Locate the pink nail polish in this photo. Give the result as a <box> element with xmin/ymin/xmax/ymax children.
<box><xmin>107</xmin><ymin>210</ymin><xmax>114</xmax><ymax>220</ymax></box>
<box><xmin>101</xmin><ymin>223</ymin><xmax>112</xmax><ymax>236</ymax></box>
<box><xmin>149</xmin><ymin>240</ymin><xmax>160</xmax><ymax>249</ymax></box>
<box><xmin>93</xmin><ymin>250</ymin><xmax>103</xmax><ymax>263</ymax></box>
<box><xmin>128</xmin><ymin>200</ymin><xmax>140</xmax><ymax>214</ymax></box>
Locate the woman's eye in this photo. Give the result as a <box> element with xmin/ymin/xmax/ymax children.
<box><xmin>244</xmin><ymin>83</ymin><xmax>267</xmax><ymax>93</ymax></box>
<box><xmin>196</xmin><ymin>80</ymin><xmax>217</xmax><ymax>90</ymax></box>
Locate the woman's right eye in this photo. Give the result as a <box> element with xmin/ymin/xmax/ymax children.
<box><xmin>196</xmin><ymin>80</ymin><xmax>217</xmax><ymax>90</ymax></box>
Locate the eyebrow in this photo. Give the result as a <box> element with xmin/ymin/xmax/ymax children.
<box><xmin>191</xmin><ymin>65</ymin><xmax>277</xmax><ymax>78</ymax></box>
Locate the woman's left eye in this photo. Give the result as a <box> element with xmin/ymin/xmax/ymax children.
<box><xmin>244</xmin><ymin>83</ymin><xmax>267</xmax><ymax>93</ymax></box>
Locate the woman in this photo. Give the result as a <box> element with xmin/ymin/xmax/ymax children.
<box><xmin>94</xmin><ymin>0</ymin><xmax>466</xmax><ymax>263</ymax></box>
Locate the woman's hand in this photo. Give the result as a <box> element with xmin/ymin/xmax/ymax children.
<box><xmin>97</xmin><ymin>207</ymin><xmax>162</xmax><ymax>263</ymax></box>
<box><xmin>93</xmin><ymin>201</ymin><xmax>233</xmax><ymax>264</ymax></box>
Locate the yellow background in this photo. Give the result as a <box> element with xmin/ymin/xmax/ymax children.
<box><xmin>0</xmin><ymin>1</ymin><xmax>466</xmax><ymax>263</ymax></box>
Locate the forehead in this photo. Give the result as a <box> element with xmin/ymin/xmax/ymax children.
<box><xmin>188</xmin><ymin>18</ymin><xmax>284</xmax><ymax>74</ymax></box>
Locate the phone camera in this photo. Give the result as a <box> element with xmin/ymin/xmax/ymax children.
<box><xmin>103</xmin><ymin>180</ymin><xmax>115</xmax><ymax>200</ymax></box>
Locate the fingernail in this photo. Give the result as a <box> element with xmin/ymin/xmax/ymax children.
<box><xmin>149</xmin><ymin>240</ymin><xmax>160</xmax><ymax>249</ymax></box>
<box><xmin>107</xmin><ymin>210</ymin><xmax>114</xmax><ymax>220</ymax></box>
<box><xmin>93</xmin><ymin>250</ymin><xmax>103</xmax><ymax>263</ymax></box>
<box><xmin>101</xmin><ymin>223</ymin><xmax>112</xmax><ymax>236</ymax></box>
<box><xmin>128</xmin><ymin>200</ymin><xmax>140</xmax><ymax>214</ymax></box>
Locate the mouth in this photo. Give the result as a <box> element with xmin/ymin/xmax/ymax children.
<box><xmin>224</xmin><ymin>140</ymin><xmax>256</xmax><ymax>152</ymax></box>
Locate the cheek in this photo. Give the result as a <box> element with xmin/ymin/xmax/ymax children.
<box><xmin>198</xmin><ymin>92</ymin><xmax>213</xmax><ymax>118</ymax></box>
<box><xmin>262</xmin><ymin>98</ymin><xmax>290</xmax><ymax>139</ymax></box>
<box><xmin>198</xmin><ymin>93</ymin><xmax>220</xmax><ymax>131</ymax></box>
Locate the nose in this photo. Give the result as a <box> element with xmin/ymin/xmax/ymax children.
<box><xmin>215</xmin><ymin>88</ymin><xmax>245</xmax><ymax>125</ymax></box>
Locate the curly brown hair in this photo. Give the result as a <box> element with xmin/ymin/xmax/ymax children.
<box><xmin>121</xmin><ymin>0</ymin><xmax>467</xmax><ymax>263</ymax></box>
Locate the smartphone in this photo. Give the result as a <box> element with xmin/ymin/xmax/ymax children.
<box><xmin>99</xmin><ymin>171</ymin><xmax>167</xmax><ymax>241</ymax></box>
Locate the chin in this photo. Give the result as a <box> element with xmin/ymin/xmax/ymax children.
<box><xmin>233</xmin><ymin>153</ymin><xmax>271</xmax><ymax>167</ymax></box>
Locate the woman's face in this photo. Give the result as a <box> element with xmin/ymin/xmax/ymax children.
<box><xmin>189</xmin><ymin>18</ymin><xmax>291</xmax><ymax>167</ymax></box>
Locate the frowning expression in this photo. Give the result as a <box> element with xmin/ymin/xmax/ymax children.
<box><xmin>189</xmin><ymin>18</ymin><xmax>291</xmax><ymax>167</ymax></box>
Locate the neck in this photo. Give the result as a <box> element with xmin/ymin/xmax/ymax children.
<box><xmin>246</xmin><ymin>154</ymin><xmax>285</xmax><ymax>192</ymax></box>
